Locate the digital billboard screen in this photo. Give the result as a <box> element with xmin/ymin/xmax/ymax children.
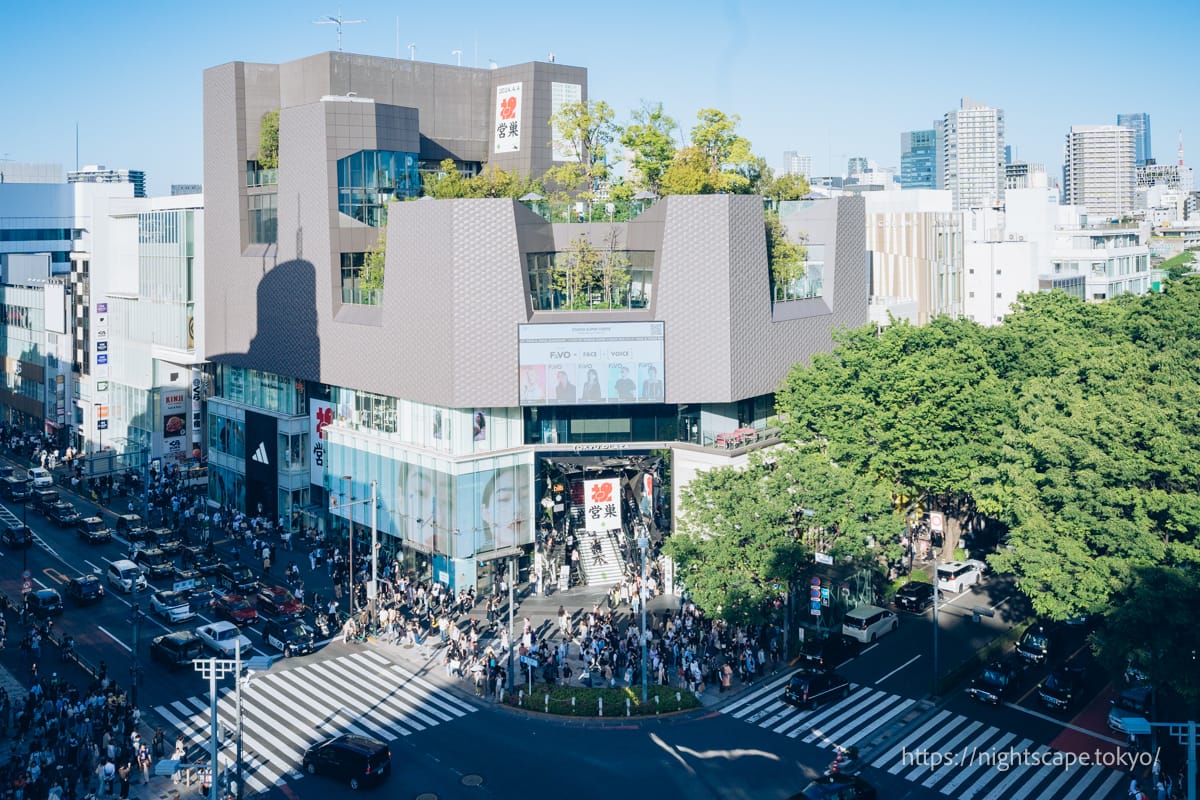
<box><xmin>518</xmin><ymin>322</ymin><xmax>664</xmax><ymax>405</ymax></box>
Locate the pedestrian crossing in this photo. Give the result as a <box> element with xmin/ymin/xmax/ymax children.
<box><xmin>153</xmin><ymin>649</ymin><xmax>477</xmax><ymax>794</ymax></box>
<box><xmin>721</xmin><ymin>672</ymin><xmax>1126</xmax><ymax>800</ymax></box>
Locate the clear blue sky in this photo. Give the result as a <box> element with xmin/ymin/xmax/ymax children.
<box><xmin>3</xmin><ymin>0</ymin><xmax>1197</xmax><ymax>196</ymax></box>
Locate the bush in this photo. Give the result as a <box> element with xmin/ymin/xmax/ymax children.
<box><xmin>504</xmin><ymin>684</ymin><xmax>700</xmax><ymax>717</ymax></box>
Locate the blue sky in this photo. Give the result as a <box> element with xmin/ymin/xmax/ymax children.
<box><xmin>3</xmin><ymin>0</ymin><xmax>1197</xmax><ymax>196</ymax></box>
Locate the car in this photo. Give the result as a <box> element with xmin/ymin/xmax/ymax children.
<box><xmin>26</xmin><ymin>588</ymin><xmax>64</xmax><ymax>619</ymax></box>
<box><xmin>841</xmin><ymin>604</ymin><xmax>898</xmax><ymax>644</ymax></box>
<box><xmin>798</xmin><ymin>634</ymin><xmax>856</xmax><ymax>669</ymax></box>
<box><xmin>1108</xmin><ymin>685</ymin><xmax>1153</xmax><ymax>734</ymax></box>
<box><xmin>31</xmin><ymin>488</ymin><xmax>61</xmax><ymax>515</ymax></box>
<box><xmin>790</xmin><ymin>774</ymin><xmax>877</xmax><ymax>800</ymax></box>
<box><xmin>302</xmin><ymin>734</ymin><xmax>391</xmax><ymax>790</ymax></box>
<box><xmin>935</xmin><ymin>560</ymin><xmax>987</xmax><ymax>593</ymax></box>
<box><xmin>66</xmin><ymin>574</ymin><xmax>106</xmax><ymax>604</ymax></box>
<box><xmin>965</xmin><ymin>660</ymin><xmax>1019</xmax><ymax>705</ymax></box>
<box><xmin>196</xmin><ymin>621</ymin><xmax>254</xmax><ymax>656</ymax></box>
<box><xmin>115</xmin><ymin>513</ymin><xmax>148</xmax><ymax>541</ymax></box>
<box><xmin>213</xmin><ymin>594</ymin><xmax>259</xmax><ymax>626</ymax></box>
<box><xmin>150</xmin><ymin>590</ymin><xmax>197</xmax><ymax>624</ymax></box>
<box><xmin>893</xmin><ymin>581</ymin><xmax>942</xmax><ymax>613</ymax></box>
<box><xmin>0</xmin><ymin>465</ymin><xmax>13</xmax><ymax>480</ymax></box>
<box><xmin>134</xmin><ymin>548</ymin><xmax>175</xmax><ymax>578</ymax></box>
<box><xmin>1</xmin><ymin>523</ymin><xmax>33</xmax><ymax>548</ymax></box>
<box><xmin>263</xmin><ymin>618</ymin><xmax>315</xmax><ymax>657</ymax></box>
<box><xmin>1016</xmin><ymin>624</ymin><xmax>1053</xmax><ymax>664</ymax></box>
<box><xmin>150</xmin><ymin>630</ymin><xmax>204</xmax><ymax>668</ymax></box>
<box><xmin>76</xmin><ymin>516</ymin><xmax>114</xmax><ymax>543</ymax></box>
<box><xmin>28</xmin><ymin>467</ymin><xmax>53</xmax><ymax>489</ymax></box>
<box><xmin>1038</xmin><ymin>664</ymin><xmax>1086</xmax><ymax>711</ymax></box>
<box><xmin>256</xmin><ymin>585</ymin><xmax>305</xmax><ymax>621</ymax></box>
<box><xmin>783</xmin><ymin>669</ymin><xmax>852</xmax><ymax>709</ymax></box>
<box><xmin>188</xmin><ymin>585</ymin><xmax>220</xmax><ymax>614</ymax></box>
<box><xmin>46</xmin><ymin>500</ymin><xmax>82</xmax><ymax>527</ymax></box>
<box><xmin>147</xmin><ymin>527</ymin><xmax>183</xmax><ymax>554</ymax></box>
<box><xmin>182</xmin><ymin>545</ymin><xmax>224</xmax><ymax>575</ymax></box>
<box><xmin>107</xmin><ymin>559</ymin><xmax>149</xmax><ymax>594</ymax></box>
<box><xmin>2</xmin><ymin>476</ymin><xmax>32</xmax><ymax>502</ymax></box>
<box><xmin>216</xmin><ymin>563</ymin><xmax>260</xmax><ymax>594</ymax></box>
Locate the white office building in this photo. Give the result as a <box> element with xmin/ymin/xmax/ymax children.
<box><xmin>782</xmin><ymin>151</ymin><xmax>813</xmax><ymax>178</ymax></box>
<box><xmin>937</xmin><ymin>99</ymin><xmax>1006</xmax><ymax>211</ymax></box>
<box><xmin>1063</xmin><ymin>126</ymin><xmax>1136</xmax><ymax>221</ymax></box>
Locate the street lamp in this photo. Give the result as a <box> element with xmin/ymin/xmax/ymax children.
<box><xmin>931</xmin><ymin>551</ymin><xmax>940</xmax><ymax>701</ymax></box>
<box><xmin>343</xmin><ymin>475</ymin><xmax>354</xmax><ymax>616</ymax></box>
<box><xmin>194</xmin><ymin>646</ymin><xmax>241</xmax><ymax>800</ymax></box>
<box><xmin>638</xmin><ymin>528</ymin><xmax>649</xmax><ymax>704</ymax></box>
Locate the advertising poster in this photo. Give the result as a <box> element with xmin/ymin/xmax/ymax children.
<box><xmin>493</xmin><ymin>82</ymin><xmax>522</xmax><ymax>153</ymax></box>
<box><xmin>518</xmin><ymin>322</ymin><xmax>665</xmax><ymax>406</ymax></box>
<box><xmin>393</xmin><ymin>459</ymin><xmax>454</xmax><ymax>554</ymax></box>
<box><xmin>584</xmin><ymin>477</ymin><xmax>622</xmax><ymax>532</ymax></box>
<box><xmin>455</xmin><ymin>459</ymin><xmax>533</xmax><ymax>558</ymax></box>
<box><xmin>161</xmin><ymin>387</ymin><xmax>188</xmax><ymax>457</ymax></box>
<box><xmin>244</xmin><ymin>411</ymin><xmax>278</xmax><ymax>518</ymax></box>
<box><xmin>310</xmin><ymin>400</ymin><xmax>333</xmax><ymax>488</ymax></box>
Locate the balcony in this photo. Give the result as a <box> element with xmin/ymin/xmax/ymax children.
<box><xmin>519</xmin><ymin>197</ymin><xmax>656</xmax><ymax>223</ymax></box>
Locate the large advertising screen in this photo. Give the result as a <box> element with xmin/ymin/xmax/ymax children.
<box><xmin>518</xmin><ymin>321</ymin><xmax>665</xmax><ymax>406</ymax></box>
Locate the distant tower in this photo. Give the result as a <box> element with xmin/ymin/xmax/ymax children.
<box><xmin>938</xmin><ymin>98</ymin><xmax>1006</xmax><ymax>210</ymax></box>
<box><xmin>900</xmin><ymin>130</ymin><xmax>937</xmax><ymax>189</ymax></box>
<box><xmin>1117</xmin><ymin>113</ymin><xmax>1152</xmax><ymax>166</ymax></box>
<box><xmin>1063</xmin><ymin>125</ymin><xmax>1137</xmax><ymax>219</ymax></box>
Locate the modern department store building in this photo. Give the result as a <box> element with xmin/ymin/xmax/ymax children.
<box><xmin>203</xmin><ymin>51</ymin><xmax>867</xmax><ymax>591</ymax></box>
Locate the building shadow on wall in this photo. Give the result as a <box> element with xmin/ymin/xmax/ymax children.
<box><xmin>210</xmin><ymin>258</ymin><xmax>321</xmax><ymax>384</ymax></box>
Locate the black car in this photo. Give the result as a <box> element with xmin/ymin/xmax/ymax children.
<box><xmin>148</xmin><ymin>528</ymin><xmax>183</xmax><ymax>554</ymax></box>
<box><xmin>1016</xmin><ymin>625</ymin><xmax>1052</xmax><ymax>664</ymax></box>
<box><xmin>966</xmin><ymin>660</ymin><xmax>1018</xmax><ymax>705</ymax></box>
<box><xmin>893</xmin><ymin>581</ymin><xmax>941</xmax><ymax>613</ymax></box>
<box><xmin>216</xmin><ymin>563</ymin><xmax>260</xmax><ymax>594</ymax></box>
<box><xmin>1038</xmin><ymin>665</ymin><xmax>1086</xmax><ymax>710</ymax></box>
<box><xmin>2</xmin><ymin>476</ymin><xmax>31</xmax><ymax>502</ymax></box>
<box><xmin>26</xmin><ymin>588</ymin><xmax>64</xmax><ymax>619</ymax></box>
<box><xmin>302</xmin><ymin>734</ymin><xmax>391</xmax><ymax>790</ymax></box>
<box><xmin>134</xmin><ymin>547</ymin><xmax>175</xmax><ymax>578</ymax></box>
<box><xmin>46</xmin><ymin>500</ymin><xmax>82</xmax><ymax>527</ymax></box>
<box><xmin>115</xmin><ymin>513</ymin><xmax>148</xmax><ymax>541</ymax></box>
<box><xmin>263</xmin><ymin>618</ymin><xmax>315</xmax><ymax>657</ymax></box>
<box><xmin>66</xmin><ymin>574</ymin><xmax>106</xmax><ymax>604</ymax></box>
<box><xmin>76</xmin><ymin>516</ymin><xmax>114</xmax><ymax>543</ymax></box>
<box><xmin>1</xmin><ymin>523</ymin><xmax>33</xmax><ymax>548</ymax></box>
<box><xmin>799</xmin><ymin>634</ymin><xmax>856</xmax><ymax>670</ymax></box>
<box><xmin>783</xmin><ymin>669</ymin><xmax>852</xmax><ymax>709</ymax></box>
<box><xmin>150</xmin><ymin>630</ymin><xmax>204</xmax><ymax>668</ymax></box>
<box><xmin>791</xmin><ymin>774</ymin><xmax>877</xmax><ymax>800</ymax></box>
<box><xmin>182</xmin><ymin>545</ymin><xmax>224</xmax><ymax>575</ymax></box>
<box><xmin>31</xmin><ymin>489</ymin><xmax>61</xmax><ymax>516</ymax></box>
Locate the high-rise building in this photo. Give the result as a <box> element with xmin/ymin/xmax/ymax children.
<box><xmin>782</xmin><ymin>151</ymin><xmax>812</xmax><ymax>178</ymax></box>
<box><xmin>1063</xmin><ymin>125</ymin><xmax>1137</xmax><ymax>220</ymax></box>
<box><xmin>1117</xmin><ymin>113</ymin><xmax>1152</xmax><ymax>166</ymax></box>
<box><xmin>937</xmin><ymin>99</ymin><xmax>1006</xmax><ymax>211</ymax></box>
<box><xmin>847</xmin><ymin>157</ymin><xmax>869</xmax><ymax>177</ymax></box>
<box><xmin>900</xmin><ymin>130</ymin><xmax>936</xmax><ymax>189</ymax></box>
<box><xmin>67</xmin><ymin>165</ymin><xmax>146</xmax><ymax>198</ymax></box>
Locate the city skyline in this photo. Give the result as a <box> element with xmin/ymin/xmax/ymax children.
<box><xmin>2</xmin><ymin>0</ymin><xmax>1197</xmax><ymax>196</ymax></box>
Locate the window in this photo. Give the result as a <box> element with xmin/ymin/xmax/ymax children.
<box><xmin>248</xmin><ymin>194</ymin><xmax>277</xmax><ymax>245</ymax></box>
<box><xmin>526</xmin><ymin>250</ymin><xmax>655</xmax><ymax>311</ymax></box>
<box><xmin>337</xmin><ymin>150</ymin><xmax>420</xmax><ymax>227</ymax></box>
<box><xmin>340</xmin><ymin>252</ymin><xmax>380</xmax><ymax>306</ymax></box>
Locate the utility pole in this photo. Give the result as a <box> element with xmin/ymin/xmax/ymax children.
<box><xmin>193</xmin><ymin>657</ymin><xmax>238</xmax><ymax>800</ymax></box>
<box><xmin>932</xmin><ymin>551</ymin><xmax>940</xmax><ymax>701</ymax></box>
<box><xmin>369</xmin><ymin>480</ymin><xmax>378</xmax><ymax>629</ymax></box>
<box><xmin>638</xmin><ymin>528</ymin><xmax>649</xmax><ymax>704</ymax></box>
<box><xmin>507</xmin><ymin>555</ymin><xmax>515</xmax><ymax>691</ymax></box>
<box><xmin>128</xmin><ymin>602</ymin><xmax>145</xmax><ymax>708</ymax></box>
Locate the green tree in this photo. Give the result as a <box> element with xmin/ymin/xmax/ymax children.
<box><xmin>762</xmin><ymin>171</ymin><xmax>811</xmax><ymax>203</ymax></box>
<box><xmin>620</xmin><ymin>101</ymin><xmax>679</xmax><ymax>193</ymax></box>
<box><xmin>1159</xmin><ymin>248</ymin><xmax>1197</xmax><ymax>280</ymax></box>
<box><xmin>544</xmin><ymin>100</ymin><xmax>618</xmax><ymax>194</ymax></box>
<box><xmin>422</xmin><ymin>158</ymin><xmax>471</xmax><ymax>198</ymax></box>
<box><xmin>553</xmin><ymin>235</ymin><xmax>603</xmax><ymax>309</ymax></box>
<box><xmin>258</xmin><ymin>110</ymin><xmax>280</xmax><ymax>170</ymax></box>
<box><xmin>659</xmin><ymin>108</ymin><xmax>757</xmax><ymax>195</ymax></box>
<box><xmin>358</xmin><ymin>229</ymin><xmax>386</xmax><ymax>302</ymax></box>
<box><xmin>765</xmin><ymin>210</ymin><xmax>807</xmax><ymax>300</ymax></box>
<box><xmin>597</xmin><ymin>228</ymin><xmax>631</xmax><ymax>307</ymax></box>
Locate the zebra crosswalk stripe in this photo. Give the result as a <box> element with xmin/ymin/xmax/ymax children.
<box><xmin>873</xmin><ymin>708</ymin><xmax>955</xmax><ymax>772</ymax></box>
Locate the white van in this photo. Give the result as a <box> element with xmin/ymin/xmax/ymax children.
<box><xmin>28</xmin><ymin>467</ymin><xmax>53</xmax><ymax>488</ymax></box>
<box><xmin>107</xmin><ymin>559</ymin><xmax>148</xmax><ymax>594</ymax></box>
<box><xmin>841</xmin><ymin>604</ymin><xmax>898</xmax><ymax>643</ymax></box>
<box><xmin>936</xmin><ymin>560</ymin><xmax>986</xmax><ymax>593</ymax></box>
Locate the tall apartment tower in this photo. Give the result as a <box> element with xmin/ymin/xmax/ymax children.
<box><xmin>1117</xmin><ymin>113</ymin><xmax>1152</xmax><ymax>166</ymax></box>
<box><xmin>1063</xmin><ymin>125</ymin><xmax>1137</xmax><ymax>220</ymax></box>
<box><xmin>936</xmin><ymin>99</ymin><xmax>1005</xmax><ymax>210</ymax></box>
<box><xmin>782</xmin><ymin>151</ymin><xmax>812</xmax><ymax>178</ymax></box>
<box><xmin>900</xmin><ymin>129</ymin><xmax>937</xmax><ymax>189</ymax></box>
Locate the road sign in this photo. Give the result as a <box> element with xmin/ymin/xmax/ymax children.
<box><xmin>97</xmin><ymin>420</ymin><xmax>109</xmax><ymax>430</ymax></box>
<box><xmin>520</xmin><ymin>655</ymin><xmax>539</xmax><ymax>668</ymax></box>
<box><xmin>22</xmin><ymin>578</ymin><xmax>32</xmax><ymax>594</ymax></box>
<box><xmin>929</xmin><ymin>512</ymin><xmax>944</xmax><ymax>532</ymax></box>
<box><xmin>22</xmin><ymin>569</ymin><xmax>31</xmax><ymax>580</ymax></box>
<box><xmin>814</xmin><ymin>552</ymin><xmax>833</xmax><ymax>565</ymax></box>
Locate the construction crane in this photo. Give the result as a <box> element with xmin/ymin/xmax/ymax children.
<box><xmin>313</xmin><ymin>8</ymin><xmax>364</xmax><ymax>51</ymax></box>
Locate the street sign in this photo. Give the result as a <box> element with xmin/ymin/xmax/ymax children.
<box><xmin>22</xmin><ymin>578</ymin><xmax>32</xmax><ymax>594</ymax></box>
<box><xmin>809</xmin><ymin>604</ymin><xmax>821</xmax><ymax>617</ymax></box>
<box><xmin>929</xmin><ymin>512</ymin><xmax>944</xmax><ymax>532</ymax></box>
<box><xmin>97</xmin><ymin>420</ymin><xmax>109</xmax><ymax>430</ymax></box>
<box><xmin>815</xmin><ymin>552</ymin><xmax>833</xmax><ymax>565</ymax></box>
<box><xmin>22</xmin><ymin>569</ymin><xmax>31</xmax><ymax>580</ymax></box>
<box><xmin>520</xmin><ymin>655</ymin><xmax>539</xmax><ymax>668</ymax></box>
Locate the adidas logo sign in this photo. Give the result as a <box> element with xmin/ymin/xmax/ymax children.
<box><xmin>252</xmin><ymin>442</ymin><xmax>270</xmax><ymax>465</ymax></box>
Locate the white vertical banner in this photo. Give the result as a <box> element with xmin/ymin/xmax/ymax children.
<box><xmin>190</xmin><ymin>368</ymin><xmax>203</xmax><ymax>447</ymax></box>
<box><xmin>551</xmin><ymin>82</ymin><xmax>582</xmax><ymax>162</ymax></box>
<box><xmin>584</xmin><ymin>477</ymin><xmax>622</xmax><ymax>532</ymax></box>
<box><xmin>493</xmin><ymin>82</ymin><xmax>522</xmax><ymax>153</ymax></box>
<box><xmin>310</xmin><ymin>400</ymin><xmax>333</xmax><ymax>488</ymax></box>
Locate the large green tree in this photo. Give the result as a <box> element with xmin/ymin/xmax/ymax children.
<box><xmin>544</xmin><ymin>100</ymin><xmax>618</xmax><ymax>195</ymax></box>
<box><xmin>620</xmin><ymin>102</ymin><xmax>679</xmax><ymax>193</ymax></box>
<box><xmin>660</xmin><ymin>108</ymin><xmax>757</xmax><ymax>195</ymax></box>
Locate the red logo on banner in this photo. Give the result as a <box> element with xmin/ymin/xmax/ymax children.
<box><xmin>499</xmin><ymin>95</ymin><xmax>517</xmax><ymax>120</ymax></box>
<box><xmin>590</xmin><ymin>481</ymin><xmax>613</xmax><ymax>503</ymax></box>
<box><xmin>315</xmin><ymin>406</ymin><xmax>333</xmax><ymax>440</ymax></box>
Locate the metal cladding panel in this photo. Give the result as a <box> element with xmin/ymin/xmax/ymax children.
<box><xmin>653</xmin><ymin>196</ymin><xmax>735</xmax><ymax>403</ymax></box>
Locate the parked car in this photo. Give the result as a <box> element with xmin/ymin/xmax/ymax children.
<box><xmin>257</xmin><ymin>585</ymin><xmax>304</xmax><ymax>621</ymax></box>
<box><xmin>107</xmin><ymin>559</ymin><xmax>148</xmax><ymax>594</ymax></box>
<box><xmin>783</xmin><ymin>669</ymin><xmax>852</xmax><ymax>709</ymax></box>
<box><xmin>150</xmin><ymin>590</ymin><xmax>197</xmax><ymax>624</ymax></box>
<box><xmin>893</xmin><ymin>581</ymin><xmax>942</xmax><ymax>613</ymax></box>
<box><xmin>263</xmin><ymin>618</ymin><xmax>315</xmax><ymax>657</ymax></box>
<box><xmin>26</xmin><ymin>588</ymin><xmax>64</xmax><ymax>619</ymax></box>
<box><xmin>215</xmin><ymin>564</ymin><xmax>260</xmax><ymax>595</ymax></box>
<box><xmin>1</xmin><ymin>522</ymin><xmax>33</xmax><ymax>548</ymax></box>
<box><xmin>841</xmin><ymin>605</ymin><xmax>898</xmax><ymax>644</ymax></box>
<box><xmin>2</xmin><ymin>476</ymin><xmax>31</xmax><ymax>502</ymax></box>
<box><xmin>792</xmin><ymin>774</ymin><xmax>877</xmax><ymax>800</ymax></box>
<box><xmin>966</xmin><ymin>660</ymin><xmax>1019</xmax><ymax>705</ymax></box>
<box><xmin>302</xmin><ymin>734</ymin><xmax>391</xmax><ymax>790</ymax></box>
<box><xmin>28</xmin><ymin>467</ymin><xmax>53</xmax><ymax>489</ymax></box>
<box><xmin>76</xmin><ymin>516</ymin><xmax>114</xmax><ymax>543</ymax></box>
<box><xmin>45</xmin><ymin>500</ymin><xmax>81</xmax><ymax>527</ymax></box>
<box><xmin>213</xmin><ymin>593</ymin><xmax>259</xmax><ymax>626</ymax></box>
<box><xmin>150</xmin><ymin>630</ymin><xmax>204</xmax><ymax>668</ymax></box>
<box><xmin>935</xmin><ymin>560</ymin><xmax>987</xmax><ymax>593</ymax></box>
<box><xmin>115</xmin><ymin>513</ymin><xmax>148</xmax><ymax>541</ymax></box>
<box><xmin>1016</xmin><ymin>624</ymin><xmax>1053</xmax><ymax>664</ymax></box>
<box><xmin>196</xmin><ymin>621</ymin><xmax>254</xmax><ymax>656</ymax></box>
<box><xmin>1108</xmin><ymin>685</ymin><xmax>1154</xmax><ymax>734</ymax></box>
<box><xmin>134</xmin><ymin>548</ymin><xmax>175</xmax><ymax>579</ymax></box>
<box><xmin>1038</xmin><ymin>665</ymin><xmax>1086</xmax><ymax>711</ymax></box>
<box><xmin>798</xmin><ymin>634</ymin><xmax>856</xmax><ymax>669</ymax></box>
<box><xmin>66</xmin><ymin>574</ymin><xmax>106</xmax><ymax>604</ymax></box>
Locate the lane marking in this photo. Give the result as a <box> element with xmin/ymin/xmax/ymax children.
<box><xmin>875</xmin><ymin>654</ymin><xmax>922</xmax><ymax>684</ymax></box>
<box><xmin>98</xmin><ymin>626</ymin><xmax>132</xmax><ymax>651</ymax></box>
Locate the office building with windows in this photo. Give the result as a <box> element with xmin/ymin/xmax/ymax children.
<box><xmin>1117</xmin><ymin>113</ymin><xmax>1152</xmax><ymax>166</ymax></box>
<box><xmin>68</xmin><ymin>165</ymin><xmax>147</xmax><ymax>199</ymax></box>
<box><xmin>1063</xmin><ymin>125</ymin><xmax>1137</xmax><ymax>220</ymax></box>
<box><xmin>203</xmin><ymin>50</ymin><xmax>868</xmax><ymax>591</ymax></box>
<box><xmin>782</xmin><ymin>151</ymin><xmax>812</xmax><ymax>179</ymax></box>
<box><xmin>937</xmin><ymin>99</ymin><xmax>1006</xmax><ymax>211</ymax></box>
<box><xmin>900</xmin><ymin>129</ymin><xmax>936</xmax><ymax>189</ymax></box>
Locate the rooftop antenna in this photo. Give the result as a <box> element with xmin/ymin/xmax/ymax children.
<box><xmin>408</xmin><ymin>42</ymin><xmax>416</xmax><ymax>61</ymax></box>
<box><xmin>547</xmin><ymin>51</ymin><xmax>555</xmax><ymax>63</ymax></box>
<box><xmin>313</xmin><ymin>8</ymin><xmax>364</xmax><ymax>51</ymax></box>
<box><xmin>451</xmin><ymin>49</ymin><xmax>462</xmax><ymax>66</ymax></box>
